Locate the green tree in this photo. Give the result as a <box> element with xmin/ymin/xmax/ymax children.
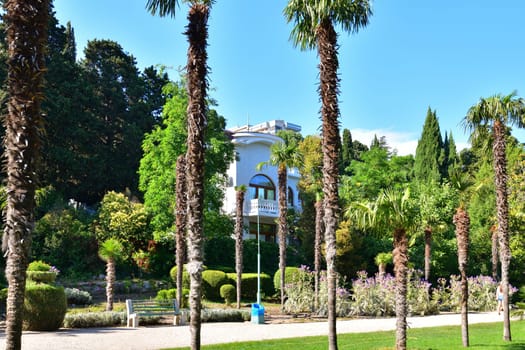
<box><xmin>464</xmin><ymin>92</ymin><xmax>525</xmax><ymax>341</ymax></box>
<box><xmin>146</xmin><ymin>1</ymin><xmax>214</xmax><ymax>348</ymax></box>
<box><xmin>2</xmin><ymin>1</ymin><xmax>49</xmax><ymax>349</ymax></box>
<box><xmin>98</xmin><ymin>238</ymin><xmax>125</xmax><ymax>311</ymax></box>
<box><xmin>284</xmin><ymin>3</ymin><xmax>372</xmax><ymax>346</ymax></box>
<box><xmin>94</xmin><ymin>191</ymin><xmax>149</xmax><ymax>262</ymax></box>
<box><xmin>138</xmin><ymin>80</ymin><xmax>234</xmax><ymax>238</ymax></box>
<box><xmin>414</xmin><ymin>107</ymin><xmax>444</xmax><ymax>183</ymax></box>
<box><xmin>340</xmin><ymin>128</ymin><xmax>354</xmax><ymax>174</ymax></box>
<box><xmin>348</xmin><ymin>188</ymin><xmax>417</xmax><ymax>350</ymax></box>
<box><xmin>257</xmin><ymin>130</ymin><xmax>303</xmax><ymax>310</ymax></box>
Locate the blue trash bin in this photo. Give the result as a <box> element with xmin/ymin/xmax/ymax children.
<box><xmin>251</xmin><ymin>303</ymin><xmax>265</xmax><ymax>324</ymax></box>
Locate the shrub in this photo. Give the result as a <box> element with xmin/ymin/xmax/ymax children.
<box><xmin>28</xmin><ymin>260</ymin><xmax>52</xmax><ymax>272</ymax></box>
<box><xmin>169</xmin><ymin>265</ymin><xmax>198</xmax><ymax>289</ymax></box>
<box><xmin>273</xmin><ymin>267</ymin><xmax>302</xmax><ymax>293</ymax></box>
<box><xmin>156</xmin><ymin>288</ymin><xmax>189</xmax><ymax>308</ymax></box>
<box><xmin>200</xmin><ymin>308</ymin><xmax>250</xmax><ymax>322</ymax></box>
<box><xmin>234</xmin><ymin>273</ymin><xmax>274</xmax><ymax>299</ymax></box>
<box><xmin>65</xmin><ymin>288</ymin><xmax>93</xmax><ymax>306</ymax></box>
<box><xmin>283</xmin><ymin>266</ymin><xmax>315</xmax><ymax>314</ymax></box>
<box><xmin>63</xmin><ymin>311</ymin><xmax>126</xmax><ymax>328</ymax></box>
<box><xmin>220</xmin><ymin>284</ymin><xmax>236</xmax><ymax>305</ymax></box>
<box><xmin>202</xmin><ymin>270</ymin><xmax>228</xmax><ymax>301</ymax></box>
<box><xmin>23</xmin><ymin>282</ymin><xmax>67</xmax><ymax>331</ymax></box>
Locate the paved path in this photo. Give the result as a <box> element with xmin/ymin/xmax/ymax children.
<box><xmin>0</xmin><ymin>312</ymin><xmax>503</xmax><ymax>350</ymax></box>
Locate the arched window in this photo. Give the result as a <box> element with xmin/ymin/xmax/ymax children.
<box><xmin>249</xmin><ymin>174</ymin><xmax>275</xmax><ymax>200</ymax></box>
<box><xmin>287</xmin><ymin>187</ymin><xmax>294</xmax><ymax>206</ymax></box>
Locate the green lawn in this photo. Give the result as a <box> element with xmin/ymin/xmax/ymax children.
<box><xmin>167</xmin><ymin>321</ymin><xmax>525</xmax><ymax>350</ymax></box>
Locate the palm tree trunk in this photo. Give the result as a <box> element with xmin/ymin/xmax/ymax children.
<box><xmin>175</xmin><ymin>155</ymin><xmax>187</xmax><ymax>309</ymax></box>
<box><xmin>314</xmin><ymin>198</ymin><xmax>323</xmax><ymax>311</ymax></box>
<box><xmin>235</xmin><ymin>188</ymin><xmax>245</xmax><ymax>309</ymax></box>
<box><xmin>106</xmin><ymin>258</ymin><xmax>115</xmax><ymax>311</ymax></box>
<box><xmin>491</xmin><ymin>225</ymin><xmax>498</xmax><ymax>281</ymax></box>
<box><xmin>424</xmin><ymin>227</ymin><xmax>432</xmax><ymax>281</ymax></box>
<box><xmin>454</xmin><ymin>207</ymin><xmax>470</xmax><ymax>347</ymax></box>
<box><xmin>277</xmin><ymin>164</ymin><xmax>288</xmax><ymax>311</ymax></box>
<box><xmin>393</xmin><ymin>228</ymin><xmax>408</xmax><ymax>350</ymax></box>
<box><xmin>317</xmin><ymin>18</ymin><xmax>341</xmax><ymax>350</ymax></box>
<box><xmin>185</xmin><ymin>4</ymin><xmax>209</xmax><ymax>350</ymax></box>
<box><xmin>493</xmin><ymin>119</ymin><xmax>511</xmax><ymax>342</ymax></box>
<box><xmin>3</xmin><ymin>1</ymin><xmax>48</xmax><ymax>349</ymax></box>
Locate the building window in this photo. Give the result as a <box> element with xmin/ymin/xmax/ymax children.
<box><xmin>249</xmin><ymin>174</ymin><xmax>276</xmax><ymax>200</ymax></box>
<box><xmin>249</xmin><ymin>222</ymin><xmax>276</xmax><ymax>243</ymax></box>
<box><xmin>287</xmin><ymin>187</ymin><xmax>294</xmax><ymax>207</ymax></box>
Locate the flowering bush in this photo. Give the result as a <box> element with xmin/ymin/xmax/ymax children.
<box><xmin>283</xmin><ymin>265</ymin><xmax>315</xmax><ymax>314</ymax></box>
<box><xmin>350</xmin><ymin>270</ymin><xmax>437</xmax><ymax>317</ymax></box>
<box><xmin>433</xmin><ymin>275</ymin><xmax>517</xmax><ymax>312</ymax></box>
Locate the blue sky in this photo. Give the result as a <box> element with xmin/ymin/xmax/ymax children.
<box><xmin>53</xmin><ymin>0</ymin><xmax>525</xmax><ymax>155</ymax></box>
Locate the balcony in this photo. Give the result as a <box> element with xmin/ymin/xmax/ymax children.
<box><xmin>244</xmin><ymin>199</ymin><xmax>278</xmax><ymax>217</ymax></box>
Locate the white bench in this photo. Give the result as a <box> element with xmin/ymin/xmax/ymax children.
<box><xmin>125</xmin><ymin>299</ymin><xmax>182</xmax><ymax>327</ymax></box>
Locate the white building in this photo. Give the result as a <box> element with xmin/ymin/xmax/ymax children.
<box><xmin>223</xmin><ymin>120</ymin><xmax>302</xmax><ymax>242</ymax></box>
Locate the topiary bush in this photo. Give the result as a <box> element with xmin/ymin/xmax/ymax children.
<box><xmin>202</xmin><ymin>270</ymin><xmax>228</xmax><ymax>301</ymax></box>
<box><xmin>200</xmin><ymin>308</ymin><xmax>250</xmax><ymax>322</ymax></box>
<box><xmin>27</xmin><ymin>260</ymin><xmax>59</xmax><ymax>284</ymax></box>
<box><xmin>156</xmin><ymin>288</ymin><xmax>189</xmax><ymax>308</ymax></box>
<box><xmin>220</xmin><ymin>284</ymin><xmax>236</xmax><ymax>305</ymax></box>
<box><xmin>23</xmin><ymin>282</ymin><xmax>67</xmax><ymax>331</ymax></box>
<box><xmin>65</xmin><ymin>288</ymin><xmax>93</xmax><ymax>306</ymax></box>
<box><xmin>237</xmin><ymin>273</ymin><xmax>273</xmax><ymax>299</ymax></box>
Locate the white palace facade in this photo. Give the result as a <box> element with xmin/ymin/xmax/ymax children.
<box><xmin>222</xmin><ymin>120</ymin><xmax>302</xmax><ymax>242</ymax></box>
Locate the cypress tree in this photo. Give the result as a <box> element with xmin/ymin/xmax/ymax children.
<box><xmin>340</xmin><ymin>128</ymin><xmax>354</xmax><ymax>174</ymax></box>
<box><xmin>414</xmin><ymin>107</ymin><xmax>444</xmax><ymax>183</ymax></box>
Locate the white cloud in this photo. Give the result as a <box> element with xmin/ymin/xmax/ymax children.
<box><xmin>350</xmin><ymin>128</ymin><xmax>419</xmax><ymax>156</ymax></box>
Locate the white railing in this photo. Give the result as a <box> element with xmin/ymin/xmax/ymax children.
<box><xmin>245</xmin><ymin>199</ymin><xmax>279</xmax><ymax>217</ymax></box>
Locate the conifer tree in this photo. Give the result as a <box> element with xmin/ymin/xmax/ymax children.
<box><xmin>414</xmin><ymin>107</ymin><xmax>444</xmax><ymax>183</ymax></box>
<box><xmin>340</xmin><ymin>128</ymin><xmax>354</xmax><ymax>174</ymax></box>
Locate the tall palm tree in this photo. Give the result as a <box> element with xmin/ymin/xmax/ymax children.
<box><xmin>348</xmin><ymin>188</ymin><xmax>417</xmax><ymax>350</ymax></box>
<box><xmin>2</xmin><ymin>1</ymin><xmax>49</xmax><ymax>349</ymax></box>
<box><xmin>175</xmin><ymin>154</ymin><xmax>187</xmax><ymax>309</ymax></box>
<box><xmin>146</xmin><ymin>1</ymin><xmax>213</xmax><ymax>348</ymax></box>
<box><xmin>257</xmin><ymin>130</ymin><xmax>302</xmax><ymax>310</ymax></box>
<box><xmin>234</xmin><ymin>185</ymin><xmax>246</xmax><ymax>309</ymax></box>
<box><xmin>284</xmin><ymin>2</ymin><xmax>371</xmax><ymax>348</ymax></box>
<box><xmin>463</xmin><ymin>92</ymin><xmax>525</xmax><ymax>342</ymax></box>
<box><xmin>453</xmin><ymin>206</ymin><xmax>470</xmax><ymax>347</ymax></box>
<box><xmin>98</xmin><ymin>238</ymin><xmax>125</xmax><ymax>311</ymax></box>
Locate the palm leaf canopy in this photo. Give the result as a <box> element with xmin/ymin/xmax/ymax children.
<box><xmin>284</xmin><ymin>0</ymin><xmax>372</xmax><ymax>50</ymax></box>
<box><xmin>256</xmin><ymin>131</ymin><xmax>303</xmax><ymax>170</ymax></box>
<box><xmin>346</xmin><ymin>187</ymin><xmax>418</xmax><ymax>236</ymax></box>
<box><xmin>146</xmin><ymin>0</ymin><xmax>214</xmax><ymax>17</ymax></box>
<box><xmin>463</xmin><ymin>91</ymin><xmax>525</xmax><ymax>132</ymax></box>
<box><xmin>98</xmin><ymin>238</ymin><xmax>125</xmax><ymax>262</ymax></box>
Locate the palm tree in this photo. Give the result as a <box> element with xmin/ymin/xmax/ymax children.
<box><xmin>234</xmin><ymin>185</ymin><xmax>247</xmax><ymax>309</ymax></box>
<box><xmin>98</xmin><ymin>238</ymin><xmax>125</xmax><ymax>311</ymax></box>
<box><xmin>453</xmin><ymin>206</ymin><xmax>470</xmax><ymax>347</ymax></box>
<box><xmin>2</xmin><ymin>1</ymin><xmax>49</xmax><ymax>349</ymax></box>
<box><xmin>257</xmin><ymin>130</ymin><xmax>302</xmax><ymax>310</ymax></box>
<box><xmin>463</xmin><ymin>92</ymin><xmax>525</xmax><ymax>342</ymax></box>
<box><xmin>284</xmin><ymin>2</ymin><xmax>371</xmax><ymax>348</ymax></box>
<box><xmin>146</xmin><ymin>1</ymin><xmax>212</xmax><ymax>348</ymax></box>
<box><xmin>175</xmin><ymin>154</ymin><xmax>187</xmax><ymax>309</ymax></box>
<box><xmin>374</xmin><ymin>252</ymin><xmax>392</xmax><ymax>278</ymax></box>
<box><xmin>348</xmin><ymin>188</ymin><xmax>417</xmax><ymax>350</ymax></box>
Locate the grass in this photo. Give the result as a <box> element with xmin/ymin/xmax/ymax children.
<box><xmin>166</xmin><ymin>321</ymin><xmax>525</xmax><ymax>350</ymax></box>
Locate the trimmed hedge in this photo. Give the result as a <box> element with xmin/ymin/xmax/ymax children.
<box><xmin>23</xmin><ymin>282</ymin><xmax>67</xmax><ymax>331</ymax></box>
<box><xmin>227</xmin><ymin>273</ymin><xmax>274</xmax><ymax>299</ymax></box>
<box><xmin>202</xmin><ymin>270</ymin><xmax>228</xmax><ymax>301</ymax></box>
<box><xmin>169</xmin><ymin>265</ymin><xmax>191</xmax><ymax>289</ymax></box>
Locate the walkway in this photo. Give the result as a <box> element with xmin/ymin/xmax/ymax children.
<box><xmin>0</xmin><ymin>312</ymin><xmax>503</xmax><ymax>350</ymax></box>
